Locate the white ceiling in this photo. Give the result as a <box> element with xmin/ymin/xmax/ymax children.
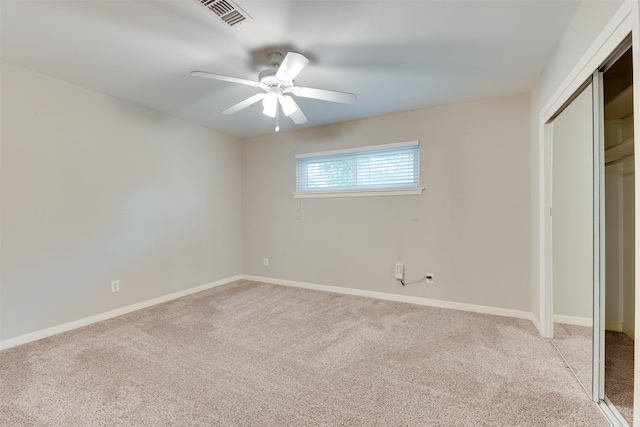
<box><xmin>1</xmin><ymin>0</ymin><xmax>581</xmax><ymax>138</ymax></box>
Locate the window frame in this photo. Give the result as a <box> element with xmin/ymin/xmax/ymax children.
<box><xmin>293</xmin><ymin>140</ymin><xmax>424</xmax><ymax>199</ymax></box>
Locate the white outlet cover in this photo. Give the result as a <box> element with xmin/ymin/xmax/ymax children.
<box><xmin>263</xmin><ymin>258</ymin><xmax>269</xmax><ymax>267</ymax></box>
<box><xmin>111</xmin><ymin>280</ymin><xmax>120</xmax><ymax>292</ymax></box>
<box><xmin>395</xmin><ymin>263</ymin><xmax>404</xmax><ymax>279</ymax></box>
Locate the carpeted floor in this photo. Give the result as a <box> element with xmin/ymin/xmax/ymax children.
<box><xmin>552</xmin><ymin>323</ymin><xmax>593</xmax><ymax>395</ymax></box>
<box><xmin>553</xmin><ymin>322</ymin><xmax>635</xmax><ymax>425</ymax></box>
<box><xmin>1</xmin><ymin>280</ymin><xmax>609</xmax><ymax>426</ymax></box>
<box><xmin>605</xmin><ymin>331</ymin><xmax>634</xmax><ymax>425</ymax></box>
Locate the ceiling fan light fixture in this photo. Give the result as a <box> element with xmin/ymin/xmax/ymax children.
<box><xmin>262</xmin><ymin>92</ymin><xmax>277</xmax><ymax>117</ymax></box>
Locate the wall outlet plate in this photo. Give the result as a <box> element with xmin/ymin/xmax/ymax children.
<box><xmin>263</xmin><ymin>258</ymin><xmax>269</xmax><ymax>267</ymax></box>
<box><xmin>395</xmin><ymin>263</ymin><xmax>404</xmax><ymax>280</ymax></box>
<box><xmin>425</xmin><ymin>274</ymin><xmax>434</xmax><ymax>284</ymax></box>
<box><xmin>111</xmin><ymin>280</ymin><xmax>120</xmax><ymax>293</ymax></box>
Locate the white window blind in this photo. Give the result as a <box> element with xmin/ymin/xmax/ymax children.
<box><xmin>295</xmin><ymin>141</ymin><xmax>420</xmax><ymax>194</ymax></box>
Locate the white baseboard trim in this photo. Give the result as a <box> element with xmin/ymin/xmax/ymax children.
<box><xmin>1</xmin><ymin>274</ymin><xmax>541</xmax><ymax>351</ymax></box>
<box><xmin>242</xmin><ymin>275</ymin><xmax>536</xmax><ymax>323</ymax></box>
<box><xmin>0</xmin><ymin>275</ymin><xmax>242</xmax><ymax>351</ymax></box>
<box><xmin>530</xmin><ymin>315</ymin><xmax>543</xmax><ymax>335</ymax></box>
<box><xmin>608</xmin><ymin>322</ymin><xmax>635</xmax><ymax>341</ymax></box>
<box><xmin>622</xmin><ymin>324</ymin><xmax>634</xmax><ymax>341</ymax></box>
<box><xmin>606</xmin><ymin>321</ymin><xmax>624</xmax><ymax>333</ymax></box>
<box><xmin>553</xmin><ymin>314</ymin><xmax>592</xmax><ymax>327</ymax></box>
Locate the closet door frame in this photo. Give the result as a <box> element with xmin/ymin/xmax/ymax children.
<box><xmin>546</xmin><ymin>71</ymin><xmax>601</xmax><ymax>402</ymax></box>
<box><xmin>540</xmin><ymin>13</ymin><xmax>634</xmax><ymax>342</ymax></box>
<box><xmin>592</xmin><ymin>69</ymin><xmax>605</xmax><ymax>404</ymax></box>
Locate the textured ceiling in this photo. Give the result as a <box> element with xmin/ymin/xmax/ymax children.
<box><xmin>1</xmin><ymin>0</ymin><xmax>581</xmax><ymax>138</ymax></box>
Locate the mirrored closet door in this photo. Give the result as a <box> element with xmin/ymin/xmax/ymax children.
<box><xmin>550</xmin><ymin>42</ymin><xmax>635</xmax><ymax>427</ymax></box>
<box><xmin>602</xmin><ymin>47</ymin><xmax>634</xmax><ymax>426</ymax></box>
<box><xmin>551</xmin><ymin>79</ymin><xmax>595</xmax><ymax>396</ymax></box>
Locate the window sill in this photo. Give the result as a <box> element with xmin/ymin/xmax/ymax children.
<box><xmin>292</xmin><ymin>188</ymin><xmax>425</xmax><ymax>199</ymax></box>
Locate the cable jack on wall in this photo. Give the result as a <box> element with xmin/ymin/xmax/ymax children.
<box><xmin>395</xmin><ymin>263</ymin><xmax>435</xmax><ymax>286</ymax></box>
<box><xmin>398</xmin><ymin>273</ymin><xmax>435</xmax><ymax>286</ymax></box>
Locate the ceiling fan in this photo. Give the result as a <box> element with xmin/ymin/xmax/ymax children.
<box><xmin>191</xmin><ymin>52</ymin><xmax>357</xmax><ymax>131</ymax></box>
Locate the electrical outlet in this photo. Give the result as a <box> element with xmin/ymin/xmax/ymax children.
<box><xmin>263</xmin><ymin>258</ymin><xmax>269</xmax><ymax>267</ymax></box>
<box><xmin>111</xmin><ymin>280</ymin><xmax>120</xmax><ymax>293</ymax></box>
<box><xmin>425</xmin><ymin>273</ymin><xmax>435</xmax><ymax>284</ymax></box>
<box><xmin>395</xmin><ymin>263</ymin><xmax>404</xmax><ymax>280</ymax></box>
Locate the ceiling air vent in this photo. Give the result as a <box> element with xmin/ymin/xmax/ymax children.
<box><xmin>197</xmin><ymin>0</ymin><xmax>252</xmax><ymax>27</ymax></box>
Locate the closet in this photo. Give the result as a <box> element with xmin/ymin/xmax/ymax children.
<box><xmin>550</xmin><ymin>43</ymin><xmax>635</xmax><ymax>427</ymax></box>
<box><xmin>604</xmin><ymin>48</ymin><xmax>635</xmax><ymax>425</ymax></box>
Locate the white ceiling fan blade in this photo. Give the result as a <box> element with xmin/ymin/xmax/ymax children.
<box><xmin>279</xmin><ymin>95</ymin><xmax>298</xmax><ymax>117</ymax></box>
<box><xmin>287</xmin><ymin>102</ymin><xmax>308</xmax><ymax>125</ymax></box>
<box><xmin>291</xmin><ymin>86</ymin><xmax>357</xmax><ymax>104</ymax></box>
<box><xmin>275</xmin><ymin>52</ymin><xmax>309</xmax><ymax>82</ymax></box>
<box><xmin>279</xmin><ymin>95</ymin><xmax>307</xmax><ymax>124</ymax></box>
<box><xmin>222</xmin><ymin>93</ymin><xmax>266</xmax><ymax>114</ymax></box>
<box><xmin>280</xmin><ymin>95</ymin><xmax>307</xmax><ymax>125</ymax></box>
<box><xmin>191</xmin><ymin>71</ymin><xmax>263</xmax><ymax>88</ymax></box>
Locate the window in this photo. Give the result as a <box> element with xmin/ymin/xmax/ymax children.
<box><xmin>294</xmin><ymin>141</ymin><xmax>423</xmax><ymax>198</ymax></box>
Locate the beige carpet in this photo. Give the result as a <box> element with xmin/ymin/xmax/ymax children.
<box><xmin>553</xmin><ymin>323</ymin><xmax>635</xmax><ymax>425</ymax></box>
<box><xmin>1</xmin><ymin>280</ymin><xmax>608</xmax><ymax>426</ymax></box>
<box><xmin>605</xmin><ymin>331</ymin><xmax>634</xmax><ymax>425</ymax></box>
<box><xmin>552</xmin><ymin>323</ymin><xmax>593</xmax><ymax>395</ymax></box>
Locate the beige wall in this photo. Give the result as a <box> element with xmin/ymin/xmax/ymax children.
<box><xmin>623</xmin><ymin>163</ymin><xmax>635</xmax><ymax>337</ymax></box>
<box><xmin>0</xmin><ymin>63</ymin><xmax>243</xmax><ymax>341</ymax></box>
<box><xmin>605</xmin><ymin>162</ymin><xmax>635</xmax><ymax>337</ymax></box>
<box><xmin>606</xmin><ymin>168</ymin><xmax>625</xmax><ymax>328</ymax></box>
<box><xmin>242</xmin><ymin>94</ymin><xmax>531</xmax><ymax>312</ymax></box>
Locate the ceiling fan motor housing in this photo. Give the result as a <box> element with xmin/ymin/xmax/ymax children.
<box><xmin>259</xmin><ymin>68</ymin><xmax>293</xmax><ymax>90</ymax></box>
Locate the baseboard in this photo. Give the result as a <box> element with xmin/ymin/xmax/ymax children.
<box><xmin>606</xmin><ymin>322</ymin><xmax>635</xmax><ymax>341</ymax></box>
<box><xmin>530</xmin><ymin>314</ymin><xmax>543</xmax><ymax>335</ymax></box>
<box><xmin>0</xmin><ymin>275</ymin><xmax>242</xmax><ymax>351</ymax></box>
<box><xmin>553</xmin><ymin>314</ymin><xmax>592</xmax><ymax>327</ymax></box>
<box><xmin>605</xmin><ymin>321</ymin><xmax>624</xmax><ymax>333</ymax></box>
<box><xmin>622</xmin><ymin>324</ymin><xmax>634</xmax><ymax>341</ymax></box>
<box><xmin>0</xmin><ymin>273</ymin><xmax>541</xmax><ymax>351</ymax></box>
<box><xmin>242</xmin><ymin>275</ymin><xmax>536</xmax><ymax>323</ymax></box>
